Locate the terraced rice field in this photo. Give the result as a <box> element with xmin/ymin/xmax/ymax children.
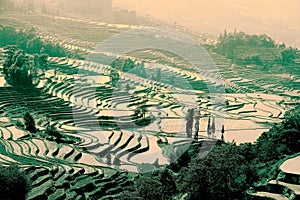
<box><xmin>249</xmin><ymin>155</ymin><xmax>300</xmax><ymax>200</ymax></box>
<box><xmin>0</xmin><ymin>13</ymin><xmax>299</xmax><ymax>199</ymax></box>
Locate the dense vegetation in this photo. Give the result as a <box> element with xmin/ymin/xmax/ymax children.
<box><xmin>125</xmin><ymin>106</ymin><xmax>300</xmax><ymax>199</ymax></box>
<box><xmin>3</xmin><ymin>46</ymin><xmax>35</xmax><ymax>88</ymax></box>
<box><xmin>0</xmin><ymin>165</ymin><xmax>31</xmax><ymax>200</ymax></box>
<box><xmin>0</xmin><ymin>25</ymin><xmax>67</xmax><ymax>57</ymax></box>
<box><xmin>2</xmin><ymin>45</ymin><xmax>47</xmax><ymax>88</ymax></box>
<box><xmin>214</xmin><ymin>30</ymin><xmax>298</xmax><ymax>67</ymax></box>
<box><xmin>111</xmin><ymin>58</ymin><xmax>147</xmax><ymax>78</ymax></box>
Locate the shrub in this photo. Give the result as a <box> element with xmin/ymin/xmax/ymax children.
<box><xmin>135</xmin><ymin>168</ymin><xmax>177</xmax><ymax>200</ymax></box>
<box><xmin>24</xmin><ymin>112</ymin><xmax>37</xmax><ymax>133</ymax></box>
<box><xmin>45</xmin><ymin>125</ymin><xmax>62</xmax><ymax>141</ymax></box>
<box><xmin>0</xmin><ymin>165</ymin><xmax>31</xmax><ymax>200</ymax></box>
<box><xmin>0</xmin><ymin>25</ymin><xmax>67</xmax><ymax>57</ymax></box>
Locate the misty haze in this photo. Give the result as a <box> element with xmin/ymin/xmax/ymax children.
<box><xmin>0</xmin><ymin>1</ymin><xmax>299</xmax><ymax>200</ymax></box>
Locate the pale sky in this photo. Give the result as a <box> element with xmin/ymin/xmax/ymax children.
<box><xmin>113</xmin><ymin>0</ymin><xmax>300</xmax><ymax>47</ymax></box>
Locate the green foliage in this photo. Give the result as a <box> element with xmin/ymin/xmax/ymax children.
<box><xmin>158</xmin><ymin>168</ymin><xmax>177</xmax><ymax>197</ymax></box>
<box><xmin>0</xmin><ymin>25</ymin><xmax>67</xmax><ymax>57</ymax></box>
<box><xmin>3</xmin><ymin>46</ymin><xmax>37</xmax><ymax>88</ymax></box>
<box><xmin>177</xmin><ymin>106</ymin><xmax>300</xmax><ymax>198</ymax></box>
<box><xmin>179</xmin><ymin>144</ymin><xmax>256</xmax><ymax>199</ymax></box>
<box><xmin>126</xmin><ymin>83</ymin><xmax>131</xmax><ymax>91</ymax></box>
<box><xmin>0</xmin><ymin>165</ymin><xmax>31</xmax><ymax>200</ymax></box>
<box><xmin>122</xmin><ymin>58</ymin><xmax>136</xmax><ymax>72</ymax></box>
<box><xmin>154</xmin><ymin>68</ymin><xmax>161</xmax><ymax>81</ymax></box>
<box><xmin>109</xmin><ymin>69</ymin><xmax>120</xmax><ymax>87</ymax></box>
<box><xmin>111</xmin><ymin>58</ymin><xmax>124</xmax><ymax>70</ymax></box>
<box><xmin>24</xmin><ymin>112</ymin><xmax>37</xmax><ymax>133</ymax></box>
<box><xmin>255</xmin><ymin>106</ymin><xmax>300</xmax><ymax>162</ymax></box>
<box><xmin>281</xmin><ymin>47</ymin><xmax>297</xmax><ymax>65</ymax></box>
<box><xmin>3</xmin><ymin>45</ymin><xmax>50</xmax><ymax>88</ymax></box>
<box><xmin>111</xmin><ymin>58</ymin><xmax>136</xmax><ymax>72</ymax></box>
<box><xmin>34</xmin><ymin>52</ymin><xmax>49</xmax><ymax>70</ymax></box>
<box><xmin>136</xmin><ymin>176</ymin><xmax>163</xmax><ymax>200</ymax></box>
<box><xmin>185</xmin><ymin>108</ymin><xmax>194</xmax><ymax>138</ymax></box>
<box><xmin>45</xmin><ymin>125</ymin><xmax>62</xmax><ymax>140</ymax></box>
<box><xmin>244</xmin><ymin>55</ymin><xmax>263</xmax><ymax>65</ymax></box>
<box><xmin>111</xmin><ymin>58</ymin><xmax>148</xmax><ymax>78</ymax></box>
<box><xmin>215</xmin><ymin>30</ymin><xmax>298</xmax><ymax>66</ymax></box>
<box><xmin>135</xmin><ymin>168</ymin><xmax>177</xmax><ymax>200</ymax></box>
<box><xmin>216</xmin><ymin>31</ymin><xmax>275</xmax><ymax>59</ymax></box>
<box><xmin>113</xmin><ymin>157</ymin><xmax>121</xmax><ymax>165</ymax></box>
<box><xmin>132</xmin><ymin>62</ymin><xmax>147</xmax><ymax>78</ymax></box>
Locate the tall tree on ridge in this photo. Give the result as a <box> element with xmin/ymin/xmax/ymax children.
<box><xmin>186</xmin><ymin>108</ymin><xmax>194</xmax><ymax>138</ymax></box>
<box><xmin>211</xmin><ymin>116</ymin><xmax>216</xmax><ymax>138</ymax></box>
<box><xmin>207</xmin><ymin>116</ymin><xmax>211</xmax><ymax>138</ymax></box>
<box><xmin>221</xmin><ymin>125</ymin><xmax>225</xmax><ymax>141</ymax></box>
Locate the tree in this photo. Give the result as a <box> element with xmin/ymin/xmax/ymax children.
<box><xmin>140</xmin><ymin>62</ymin><xmax>147</xmax><ymax>78</ymax></box>
<box><xmin>24</xmin><ymin>112</ymin><xmax>37</xmax><ymax>133</ymax></box>
<box><xmin>34</xmin><ymin>52</ymin><xmax>48</xmax><ymax>70</ymax></box>
<box><xmin>186</xmin><ymin>109</ymin><xmax>194</xmax><ymax>138</ymax></box>
<box><xmin>134</xmin><ymin>109</ymin><xmax>141</xmax><ymax>120</ymax></box>
<box><xmin>109</xmin><ymin>69</ymin><xmax>120</xmax><ymax>87</ymax></box>
<box><xmin>0</xmin><ymin>165</ymin><xmax>31</xmax><ymax>200</ymax></box>
<box><xmin>136</xmin><ymin>176</ymin><xmax>163</xmax><ymax>200</ymax></box>
<box><xmin>211</xmin><ymin>116</ymin><xmax>216</xmax><ymax>137</ymax></box>
<box><xmin>221</xmin><ymin>125</ymin><xmax>225</xmax><ymax>141</ymax></box>
<box><xmin>45</xmin><ymin>125</ymin><xmax>62</xmax><ymax>141</ymax></box>
<box><xmin>113</xmin><ymin>157</ymin><xmax>121</xmax><ymax>166</ymax></box>
<box><xmin>3</xmin><ymin>48</ymin><xmax>38</xmax><ymax>88</ymax></box>
<box><xmin>223</xmin><ymin>29</ymin><xmax>228</xmax><ymax>38</ymax></box>
<box><xmin>126</xmin><ymin>83</ymin><xmax>130</xmax><ymax>91</ymax></box>
<box><xmin>281</xmin><ymin>47</ymin><xmax>296</xmax><ymax>65</ymax></box>
<box><xmin>3</xmin><ymin>45</ymin><xmax>18</xmax><ymax>74</ymax></box>
<box><xmin>169</xmin><ymin>76</ymin><xmax>175</xmax><ymax>85</ymax></box>
<box><xmin>215</xmin><ymin>31</ymin><xmax>276</xmax><ymax>62</ymax></box>
<box><xmin>141</xmin><ymin>106</ymin><xmax>147</xmax><ymax>119</ymax></box>
<box><xmin>122</xmin><ymin>58</ymin><xmax>135</xmax><ymax>72</ymax></box>
<box><xmin>136</xmin><ymin>169</ymin><xmax>177</xmax><ymax>200</ymax></box>
<box><xmin>0</xmin><ymin>25</ymin><xmax>67</xmax><ymax>57</ymax></box>
<box><xmin>207</xmin><ymin>116</ymin><xmax>211</xmax><ymax>138</ymax></box>
<box><xmin>158</xmin><ymin>169</ymin><xmax>177</xmax><ymax>199</ymax></box>
<box><xmin>180</xmin><ymin>144</ymin><xmax>253</xmax><ymax>199</ymax></box>
<box><xmin>194</xmin><ymin>115</ymin><xmax>200</xmax><ymax>139</ymax></box>
<box><xmin>106</xmin><ymin>154</ymin><xmax>111</xmax><ymax>165</ymax></box>
<box><xmin>254</xmin><ymin>106</ymin><xmax>300</xmax><ymax>162</ymax></box>
<box><xmin>155</xmin><ymin>68</ymin><xmax>162</xmax><ymax>81</ymax></box>
<box><xmin>132</xmin><ymin>61</ymin><xmax>147</xmax><ymax>78</ymax></box>
<box><xmin>27</xmin><ymin>38</ymin><xmax>43</xmax><ymax>54</ymax></box>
